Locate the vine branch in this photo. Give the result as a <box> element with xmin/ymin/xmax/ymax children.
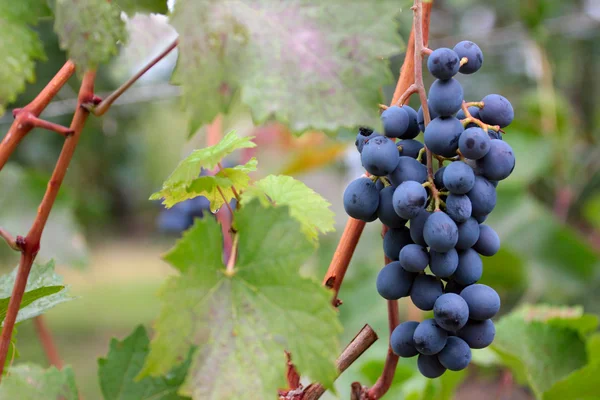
<box><xmin>33</xmin><ymin>315</ymin><xmax>63</xmax><ymax>369</ymax></box>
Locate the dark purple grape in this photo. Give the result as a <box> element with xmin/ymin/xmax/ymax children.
<box><xmin>383</xmin><ymin>226</ymin><xmax>413</xmax><ymax>261</ymax></box>
<box><xmin>460</xmin><ymin>284</ymin><xmax>501</xmax><ymax>320</ymax></box>
<box><xmin>343</xmin><ymin>177</ymin><xmax>380</xmax><ymax>221</ymax></box>
<box><xmin>473</xmin><ymin>225</ymin><xmax>500</xmax><ymax>256</ymax></box>
<box><xmin>427</xmin><ymin>47</ymin><xmax>460</xmax><ymax>80</ymax></box>
<box><xmin>477</xmin><ymin>139</ymin><xmax>515</xmax><ymax>181</ymax></box>
<box><xmin>438</xmin><ymin>337</ymin><xmax>472</xmax><ymax>371</ymax></box>
<box><xmin>393</xmin><ymin>181</ymin><xmax>428</xmax><ymax>219</ymax></box>
<box><xmin>413</xmin><ymin>319</ymin><xmax>448</xmax><ymax>355</ymax></box>
<box><xmin>377</xmin><ymin>186</ymin><xmax>408</xmax><ymax>229</ymax></box>
<box><xmin>458</xmin><ymin>319</ymin><xmax>495</xmax><ymax>349</ymax></box>
<box><xmin>388</xmin><ymin>156</ymin><xmax>428</xmax><ymax>186</ymax></box>
<box><xmin>411</xmin><ymin>274</ymin><xmax>444</xmax><ymax>311</ymax></box>
<box><xmin>376</xmin><ymin>261</ymin><xmax>417</xmax><ymax>300</ymax></box>
<box><xmin>391</xmin><ymin>321</ymin><xmax>420</xmax><ymax>357</ymax></box>
<box><xmin>479</xmin><ymin>94</ymin><xmax>514</xmax><ymax>128</ymax></box>
<box><xmin>418</xmin><ymin>354</ymin><xmax>447</xmax><ymax>378</ymax></box>
<box><xmin>424</xmin><ymin>117</ymin><xmax>464</xmax><ymax>157</ymax></box>
<box><xmin>434</xmin><ymin>293</ymin><xmax>469</xmax><ymax>331</ymax></box>
<box><xmin>443</xmin><ymin>161</ymin><xmax>475</xmax><ymax>195</ymax></box>
<box><xmin>454</xmin><ymin>41</ymin><xmax>483</xmax><ymax>74</ymax></box>
<box><xmin>430</xmin><ymin>249</ymin><xmax>459</xmax><ymax>278</ymax></box>
<box><xmin>459</xmin><ymin>127</ymin><xmax>491</xmax><ymax>160</ymax></box>
<box><xmin>453</xmin><ymin>249</ymin><xmax>482</xmax><ymax>285</ymax></box>
<box><xmin>381</xmin><ymin>106</ymin><xmax>410</xmax><ymax>138</ymax></box>
<box><xmin>428</xmin><ymin>78</ymin><xmax>464</xmax><ymax>117</ymax></box>
<box><xmin>456</xmin><ymin>217</ymin><xmax>480</xmax><ymax>250</ymax></box>
<box><xmin>409</xmin><ymin>208</ymin><xmax>431</xmax><ymax>247</ymax></box>
<box><xmin>423</xmin><ymin>211</ymin><xmax>459</xmax><ymax>252</ymax></box>
<box><xmin>361</xmin><ymin>136</ymin><xmax>400</xmax><ymax>176</ymax></box>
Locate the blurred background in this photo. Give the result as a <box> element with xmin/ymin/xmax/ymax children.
<box><xmin>1</xmin><ymin>0</ymin><xmax>600</xmax><ymax>398</ymax></box>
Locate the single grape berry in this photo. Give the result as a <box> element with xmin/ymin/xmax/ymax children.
<box><xmin>424</xmin><ymin>211</ymin><xmax>459</xmax><ymax>252</ymax></box>
<box><xmin>428</xmin><ymin>79</ymin><xmax>464</xmax><ymax>117</ymax></box>
<box><xmin>460</xmin><ymin>284</ymin><xmax>501</xmax><ymax>320</ymax></box>
<box><xmin>383</xmin><ymin>226</ymin><xmax>413</xmax><ymax>261</ymax></box>
<box><xmin>343</xmin><ymin>177</ymin><xmax>380</xmax><ymax>221</ymax></box>
<box><xmin>411</xmin><ymin>274</ymin><xmax>444</xmax><ymax>311</ymax></box>
<box><xmin>453</xmin><ymin>249</ymin><xmax>483</xmax><ymax>285</ymax></box>
<box><xmin>427</xmin><ymin>48</ymin><xmax>460</xmax><ymax>80</ymax></box>
<box><xmin>443</xmin><ymin>161</ymin><xmax>475</xmax><ymax>194</ymax></box>
<box><xmin>434</xmin><ymin>293</ymin><xmax>469</xmax><ymax>331</ymax></box>
<box><xmin>401</xmin><ymin>105</ymin><xmax>421</xmax><ymax>139</ymax></box>
<box><xmin>438</xmin><ymin>337</ymin><xmax>472</xmax><ymax>371</ymax></box>
<box><xmin>458</xmin><ymin>319</ymin><xmax>495</xmax><ymax>349</ymax></box>
<box><xmin>477</xmin><ymin>139</ymin><xmax>515</xmax><ymax>181</ymax></box>
<box><xmin>444</xmin><ymin>280</ymin><xmax>466</xmax><ymax>295</ymax></box>
<box><xmin>455</xmin><ymin>217</ymin><xmax>480</xmax><ymax>250</ymax></box>
<box><xmin>418</xmin><ymin>354</ymin><xmax>447</xmax><ymax>379</ymax></box>
<box><xmin>479</xmin><ymin>94</ymin><xmax>514</xmax><ymax>128</ymax></box>
<box><xmin>453</xmin><ymin>40</ymin><xmax>484</xmax><ymax>74</ymax></box>
<box><xmin>388</xmin><ymin>156</ymin><xmax>428</xmax><ymax>186</ymax></box>
<box><xmin>413</xmin><ymin>319</ymin><xmax>448</xmax><ymax>355</ymax></box>
<box><xmin>434</xmin><ymin>166</ymin><xmax>446</xmax><ymax>189</ymax></box>
<box><xmin>376</xmin><ymin>261</ymin><xmax>417</xmax><ymax>300</ymax></box>
<box><xmin>473</xmin><ymin>225</ymin><xmax>500</xmax><ymax>256</ymax></box>
<box><xmin>466</xmin><ymin>176</ymin><xmax>497</xmax><ymax>216</ymax></box>
<box><xmin>381</xmin><ymin>105</ymin><xmax>410</xmax><ymax>138</ymax></box>
<box><xmin>397</xmin><ymin>139</ymin><xmax>424</xmax><ymax>160</ymax></box>
<box><xmin>418</xmin><ymin>102</ymin><xmax>441</xmax><ymax>132</ymax></box>
<box><xmin>409</xmin><ymin>208</ymin><xmax>431</xmax><ymax>247</ymax></box>
<box><xmin>400</xmin><ymin>244</ymin><xmax>429</xmax><ymax>273</ymax></box>
<box><xmin>445</xmin><ymin>194</ymin><xmax>472</xmax><ymax>223</ymax></box>
<box><xmin>474</xmin><ymin>214</ymin><xmax>488</xmax><ymax>224</ymax></box>
<box><xmin>430</xmin><ymin>249</ymin><xmax>459</xmax><ymax>278</ymax></box>
<box><xmin>377</xmin><ymin>186</ymin><xmax>407</xmax><ymax>229</ymax></box>
<box><xmin>459</xmin><ymin>127</ymin><xmax>491</xmax><ymax>160</ymax></box>
<box><xmin>391</xmin><ymin>321</ymin><xmax>420</xmax><ymax>357</ymax></box>
<box><xmin>361</xmin><ymin>136</ymin><xmax>400</xmax><ymax>176</ymax></box>
<box><xmin>393</xmin><ymin>180</ymin><xmax>428</xmax><ymax>219</ymax></box>
<box><xmin>424</xmin><ymin>117</ymin><xmax>464</xmax><ymax>157</ymax></box>
<box><xmin>355</xmin><ymin>127</ymin><xmax>379</xmax><ymax>153</ymax></box>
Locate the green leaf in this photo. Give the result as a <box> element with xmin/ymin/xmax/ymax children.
<box><xmin>587</xmin><ymin>333</ymin><xmax>600</xmax><ymax>362</ymax></box>
<box><xmin>54</xmin><ymin>0</ymin><xmax>127</xmax><ymax>69</ymax></box>
<box><xmin>116</xmin><ymin>0</ymin><xmax>169</xmax><ymax>15</ymax></box>
<box><xmin>511</xmin><ymin>304</ymin><xmax>599</xmax><ymax>337</ymax></box>
<box><xmin>543</xmin><ymin>362</ymin><xmax>600</xmax><ymax>400</ymax></box>
<box><xmin>0</xmin><ymin>364</ymin><xmax>78</xmax><ymax>400</ymax></box>
<box><xmin>492</xmin><ymin>304</ymin><xmax>588</xmax><ymax>397</ymax></box>
<box><xmin>140</xmin><ymin>201</ymin><xmax>341</xmax><ymax>399</ymax></box>
<box><xmin>150</xmin><ymin>131</ymin><xmax>256</xmax><ymax>208</ymax></box>
<box><xmin>170</xmin><ymin>0</ymin><xmax>402</xmax><ymax>134</ymax></box>
<box><xmin>0</xmin><ymin>260</ymin><xmax>72</xmax><ymax>324</ymax></box>
<box><xmin>98</xmin><ymin>325</ymin><xmax>191</xmax><ymax>400</ymax></box>
<box><xmin>241</xmin><ymin>175</ymin><xmax>335</xmax><ymax>243</ymax></box>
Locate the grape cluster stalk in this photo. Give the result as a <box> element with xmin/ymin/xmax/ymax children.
<box><xmin>343</xmin><ymin>0</ymin><xmax>515</xmax><ymax>380</ymax></box>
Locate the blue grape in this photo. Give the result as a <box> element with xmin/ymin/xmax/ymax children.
<box><xmin>460</xmin><ymin>284</ymin><xmax>501</xmax><ymax>320</ymax></box>
<box><xmin>397</xmin><ymin>139</ymin><xmax>424</xmax><ymax>160</ymax></box>
<box><xmin>424</xmin><ymin>211</ymin><xmax>459</xmax><ymax>252</ymax></box>
<box><xmin>453</xmin><ymin>249</ymin><xmax>482</xmax><ymax>285</ymax></box>
<box><xmin>381</xmin><ymin>106</ymin><xmax>409</xmax><ymax>138</ymax></box>
<box><xmin>430</xmin><ymin>249</ymin><xmax>459</xmax><ymax>278</ymax></box>
<box><xmin>434</xmin><ymin>166</ymin><xmax>446</xmax><ymax>189</ymax></box>
<box><xmin>459</xmin><ymin>127</ymin><xmax>491</xmax><ymax>160</ymax></box>
<box><xmin>393</xmin><ymin>181</ymin><xmax>428</xmax><ymax>219</ymax></box>
<box><xmin>477</xmin><ymin>139</ymin><xmax>515</xmax><ymax>181</ymax></box>
<box><xmin>438</xmin><ymin>337</ymin><xmax>472</xmax><ymax>371</ymax></box>
<box><xmin>424</xmin><ymin>117</ymin><xmax>464</xmax><ymax>157</ymax></box>
<box><xmin>444</xmin><ymin>280</ymin><xmax>466</xmax><ymax>294</ymax></box>
<box><xmin>443</xmin><ymin>161</ymin><xmax>475</xmax><ymax>194</ymax></box>
<box><xmin>413</xmin><ymin>319</ymin><xmax>448</xmax><ymax>355</ymax></box>
<box><xmin>428</xmin><ymin>79</ymin><xmax>464</xmax><ymax>117</ymax></box>
<box><xmin>409</xmin><ymin>208</ymin><xmax>431</xmax><ymax>246</ymax></box>
<box><xmin>376</xmin><ymin>261</ymin><xmax>417</xmax><ymax>300</ymax></box>
<box><xmin>411</xmin><ymin>274</ymin><xmax>444</xmax><ymax>311</ymax></box>
<box><xmin>473</xmin><ymin>225</ymin><xmax>500</xmax><ymax>256</ymax></box>
<box><xmin>383</xmin><ymin>226</ymin><xmax>413</xmax><ymax>261</ymax></box>
<box><xmin>445</xmin><ymin>194</ymin><xmax>472</xmax><ymax>223</ymax></box>
<box><xmin>456</xmin><ymin>106</ymin><xmax>481</xmax><ymax>120</ymax></box>
<box><xmin>458</xmin><ymin>319</ymin><xmax>495</xmax><ymax>349</ymax></box>
<box><xmin>488</xmin><ymin>129</ymin><xmax>502</xmax><ymax>140</ymax></box>
<box><xmin>466</xmin><ymin>176</ymin><xmax>496</xmax><ymax>216</ymax></box>
<box><xmin>364</xmin><ymin>212</ymin><xmax>378</xmax><ymax>222</ymax></box>
<box><xmin>400</xmin><ymin>244</ymin><xmax>430</xmax><ymax>273</ymax></box>
<box><xmin>418</xmin><ymin>102</ymin><xmax>440</xmax><ymax>132</ymax></box>
<box><xmin>479</xmin><ymin>94</ymin><xmax>514</xmax><ymax>128</ymax></box>
<box><xmin>401</xmin><ymin>105</ymin><xmax>420</xmax><ymax>139</ymax></box>
<box><xmin>361</xmin><ymin>136</ymin><xmax>400</xmax><ymax>176</ymax></box>
<box><xmin>157</xmin><ymin>203</ymin><xmax>194</xmax><ymax>234</ymax></box>
<box><xmin>433</xmin><ymin>293</ymin><xmax>469</xmax><ymax>331</ymax></box>
<box><xmin>388</xmin><ymin>156</ymin><xmax>428</xmax><ymax>186</ymax></box>
<box><xmin>453</xmin><ymin>41</ymin><xmax>483</xmax><ymax>74</ymax></box>
<box><xmin>391</xmin><ymin>321</ymin><xmax>420</xmax><ymax>357</ymax></box>
<box><xmin>474</xmin><ymin>214</ymin><xmax>488</xmax><ymax>223</ymax></box>
<box><xmin>456</xmin><ymin>217</ymin><xmax>480</xmax><ymax>250</ymax></box>
<box><xmin>355</xmin><ymin>127</ymin><xmax>379</xmax><ymax>153</ymax></box>
<box><xmin>418</xmin><ymin>354</ymin><xmax>447</xmax><ymax>378</ymax></box>
<box><xmin>427</xmin><ymin>48</ymin><xmax>460</xmax><ymax>80</ymax></box>
<box><xmin>377</xmin><ymin>186</ymin><xmax>407</xmax><ymax>229</ymax></box>
<box><xmin>375</xmin><ymin>179</ymin><xmax>385</xmax><ymax>191</ymax></box>
<box><xmin>343</xmin><ymin>177</ymin><xmax>380</xmax><ymax>221</ymax></box>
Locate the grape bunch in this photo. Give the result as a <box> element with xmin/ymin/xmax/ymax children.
<box><xmin>343</xmin><ymin>41</ymin><xmax>514</xmax><ymax>378</ymax></box>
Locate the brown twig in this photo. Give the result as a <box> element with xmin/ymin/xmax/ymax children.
<box><xmin>0</xmin><ymin>228</ymin><xmax>19</xmax><ymax>251</ymax></box>
<box><xmin>89</xmin><ymin>38</ymin><xmax>179</xmax><ymax>116</ymax></box>
<box><xmin>17</xmin><ymin>111</ymin><xmax>74</xmax><ymax>137</ymax></box>
<box><xmin>33</xmin><ymin>315</ymin><xmax>63</xmax><ymax>369</ymax></box>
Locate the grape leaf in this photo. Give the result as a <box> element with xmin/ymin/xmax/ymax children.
<box><xmin>54</xmin><ymin>0</ymin><xmax>127</xmax><ymax>69</ymax></box>
<box><xmin>512</xmin><ymin>304</ymin><xmax>599</xmax><ymax>337</ymax></box>
<box><xmin>241</xmin><ymin>175</ymin><xmax>335</xmax><ymax>243</ymax></box>
<box><xmin>587</xmin><ymin>333</ymin><xmax>600</xmax><ymax>362</ymax></box>
<box><xmin>98</xmin><ymin>325</ymin><xmax>191</xmax><ymax>400</ymax></box>
<box><xmin>139</xmin><ymin>201</ymin><xmax>341</xmax><ymax>399</ymax></box>
<box><xmin>116</xmin><ymin>0</ymin><xmax>169</xmax><ymax>15</ymax></box>
<box><xmin>543</xmin><ymin>362</ymin><xmax>600</xmax><ymax>400</ymax></box>
<box><xmin>0</xmin><ymin>364</ymin><xmax>78</xmax><ymax>400</ymax></box>
<box><xmin>0</xmin><ymin>260</ymin><xmax>72</xmax><ymax>324</ymax></box>
<box><xmin>170</xmin><ymin>0</ymin><xmax>402</xmax><ymax>134</ymax></box>
<box><xmin>0</xmin><ymin>286</ymin><xmax>64</xmax><ymax>324</ymax></box>
<box><xmin>150</xmin><ymin>131</ymin><xmax>256</xmax><ymax>208</ymax></box>
<box><xmin>492</xmin><ymin>305</ymin><xmax>588</xmax><ymax>397</ymax></box>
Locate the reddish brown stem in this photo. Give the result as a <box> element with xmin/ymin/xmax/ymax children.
<box><xmin>0</xmin><ymin>228</ymin><xmax>19</xmax><ymax>251</ymax></box>
<box><xmin>33</xmin><ymin>315</ymin><xmax>63</xmax><ymax>369</ymax></box>
<box><xmin>19</xmin><ymin>112</ymin><xmax>74</xmax><ymax>137</ymax></box>
<box><xmin>285</xmin><ymin>351</ymin><xmax>301</xmax><ymax>391</ymax></box>
<box><xmin>396</xmin><ymin>84</ymin><xmax>418</xmax><ymax>106</ymax></box>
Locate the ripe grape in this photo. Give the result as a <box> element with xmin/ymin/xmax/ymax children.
<box><xmin>479</xmin><ymin>94</ymin><xmax>514</xmax><ymax>128</ymax></box>
<box><xmin>466</xmin><ymin>176</ymin><xmax>497</xmax><ymax>216</ymax></box>
<box><xmin>376</xmin><ymin>261</ymin><xmax>417</xmax><ymax>300</ymax></box>
<box><xmin>473</xmin><ymin>225</ymin><xmax>500</xmax><ymax>256</ymax></box>
<box><xmin>444</xmin><ymin>280</ymin><xmax>466</xmax><ymax>295</ymax></box>
<box><xmin>418</xmin><ymin>354</ymin><xmax>447</xmax><ymax>378</ymax></box>
<box><xmin>381</xmin><ymin>106</ymin><xmax>410</xmax><ymax>138</ymax></box>
<box><xmin>456</xmin><ymin>217</ymin><xmax>480</xmax><ymax>250</ymax></box>
<box><xmin>434</xmin><ymin>166</ymin><xmax>446</xmax><ymax>189</ymax></box>
<box><xmin>355</xmin><ymin>127</ymin><xmax>379</xmax><ymax>153</ymax></box>
<box><xmin>397</xmin><ymin>139</ymin><xmax>424</xmax><ymax>160</ymax></box>
<box><xmin>428</xmin><ymin>79</ymin><xmax>464</xmax><ymax>117</ymax></box>
<box><xmin>388</xmin><ymin>156</ymin><xmax>428</xmax><ymax>186</ymax></box>
<box><xmin>458</xmin><ymin>319</ymin><xmax>495</xmax><ymax>349</ymax></box>
<box><xmin>459</xmin><ymin>127</ymin><xmax>491</xmax><ymax>160</ymax></box>
<box><xmin>453</xmin><ymin>249</ymin><xmax>482</xmax><ymax>285</ymax></box>
<box><xmin>383</xmin><ymin>226</ymin><xmax>413</xmax><ymax>261</ymax></box>
<box><xmin>430</xmin><ymin>249</ymin><xmax>459</xmax><ymax>278</ymax></box>
<box><xmin>477</xmin><ymin>139</ymin><xmax>515</xmax><ymax>181</ymax></box>
<box><xmin>413</xmin><ymin>319</ymin><xmax>448</xmax><ymax>355</ymax></box>
<box><xmin>157</xmin><ymin>202</ymin><xmax>194</xmax><ymax>234</ymax></box>
<box><xmin>460</xmin><ymin>284</ymin><xmax>501</xmax><ymax>320</ymax></box>
<box><xmin>427</xmin><ymin>48</ymin><xmax>460</xmax><ymax>80</ymax></box>
<box><xmin>418</xmin><ymin>102</ymin><xmax>440</xmax><ymax>132</ymax></box>
<box><xmin>443</xmin><ymin>161</ymin><xmax>475</xmax><ymax>194</ymax></box>
<box><xmin>393</xmin><ymin>181</ymin><xmax>428</xmax><ymax>219</ymax></box>
<box><xmin>400</xmin><ymin>244</ymin><xmax>429</xmax><ymax>272</ymax></box>
<box><xmin>456</xmin><ymin>106</ymin><xmax>481</xmax><ymax>120</ymax></box>
<box><xmin>409</xmin><ymin>208</ymin><xmax>431</xmax><ymax>246</ymax></box>
<box><xmin>343</xmin><ymin>177</ymin><xmax>380</xmax><ymax>221</ymax></box>
<box><xmin>488</xmin><ymin>129</ymin><xmax>502</xmax><ymax>140</ymax></box>
<box><xmin>361</xmin><ymin>136</ymin><xmax>400</xmax><ymax>176</ymax></box>
<box><xmin>377</xmin><ymin>186</ymin><xmax>407</xmax><ymax>229</ymax></box>
<box><xmin>445</xmin><ymin>194</ymin><xmax>472</xmax><ymax>223</ymax></box>
<box><xmin>433</xmin><ymin>293</ymin><xmax>469</xmax><ymax>331</ymax></box>
<box><xmin>411</xmin><ymin>274</ymin><xmax>444</xmax><ymax>311</ymax></box>
<box><xmin>438</xmin><ymin>337</ymin><xmax>472</xmax><ymax>371</ymax></box>
<box><xmin>390</xmin><ymin>321</ymin><xmax>420</xmax><ymax>357</ymax></box>
<box><xmin>424</xmin><ymin>117</ymin><xmax>464</xmax><ymax>157</ymax></box>
<box><xmin>453</xmin><ymin>41</ymin><xmax>483</xmax><ymax>74</ymax></box>
<box><xmin>424</xmin><ymin>211</ymin><xmax>459</xmax><ymax>252</ymax></box>
<box><xmin>402</xmin><ymin>105</ymin><xmax>421</xmax><ymax>139</ymax></box>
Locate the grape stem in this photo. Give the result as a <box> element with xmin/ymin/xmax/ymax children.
<box><xmin>460</xmin><ymin>101</ymin><xmax>501</xmax><ymax>132</ymax></box>
<box><xmin>0</xmin><ymin>228</ymin><xmax>20</xmax><ymax>252</ymax></box>
<box><xmin>459</xmin><ymin>57</ymin><xmax>468</xmax><ymax>67</ymax></box>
